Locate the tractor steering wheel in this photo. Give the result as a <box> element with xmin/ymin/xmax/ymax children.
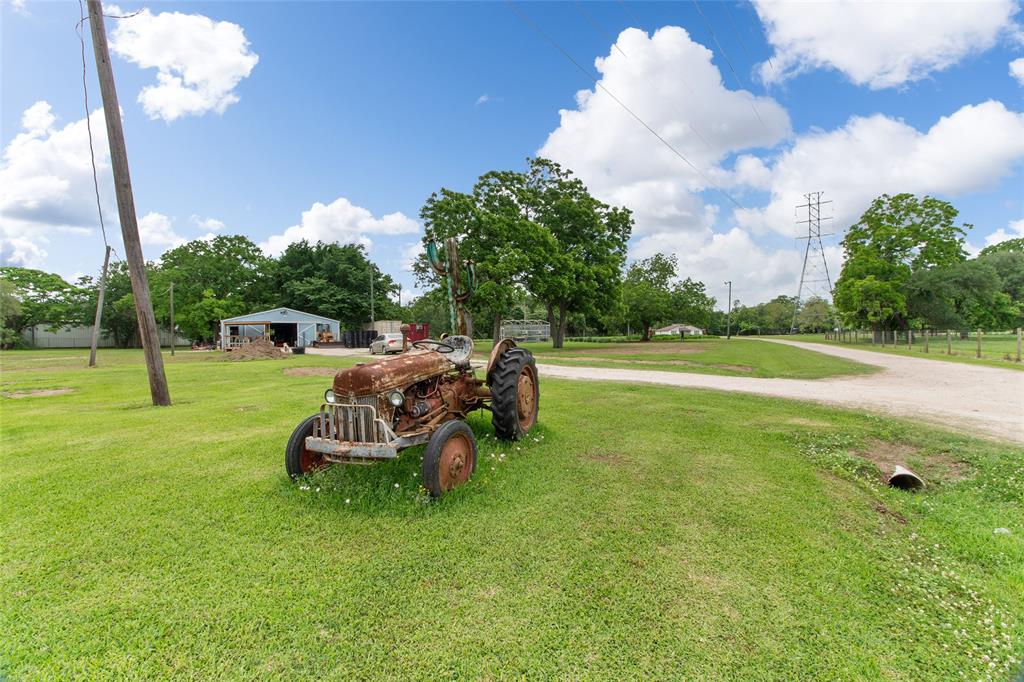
<box><xmin>412</xmin><ymin>339</ymin><xmax>456</xmax><ymax>353</ymax></box>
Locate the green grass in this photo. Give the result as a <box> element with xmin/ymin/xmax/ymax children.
<box><xmin>2</xmin><ymin>349</ymin><xmax>1022</xmax><ymax>679</ymax></box>
<box><xmin>475</xmin><ymin>337</ymin><xmax>876</xmax><ymax>379</ymax></box>
<box><xmin>789</xmin><ymin>333</ymin><xmax>1024</xmax><ymax>371</ymax></box>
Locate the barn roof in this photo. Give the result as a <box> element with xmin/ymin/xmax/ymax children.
<box><xmin>221</xmin><ymin>307</ymin><xmax>339</xmax><ymax>325</ymax></box>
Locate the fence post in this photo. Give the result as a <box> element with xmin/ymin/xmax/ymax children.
<box><xmin>907</xmin><ymin>328</ymin><xmax>912</xmax><ymax>350</ymax></box>
<box><xmin>976</xmin><ymin>329</ymin><xmax>982</xmax><ymax>359</ymax></box>
<box><xmin>923</xmin><ymin>326</ymin><xmax>928</xmax><ymax>354</ymax></box>
<box><xmin>1018</xmin><ymin>327</ymin><xmax>1022</xmax><ymax>363</ymax></box>
<box><xmin>946</xmin><ymin>330</ymin><xmax>951</xmax><ymax>355</ymax></box>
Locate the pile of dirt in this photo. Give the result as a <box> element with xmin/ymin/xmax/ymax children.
<box><xmin>227</xmin><ymin>338</ymin><xmax>289</xmax><ymax>361</ymax></box>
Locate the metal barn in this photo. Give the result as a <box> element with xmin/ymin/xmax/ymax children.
<box><xmin>220</xmin><ymin>307</ymin><xmax>340</xmax><ymax>351</ymax></box>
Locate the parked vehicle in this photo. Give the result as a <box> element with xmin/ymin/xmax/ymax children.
<box><xmin>369</xmin><ymin>332</ymin><xmax>404</xmax><ymax>355</ymax></box>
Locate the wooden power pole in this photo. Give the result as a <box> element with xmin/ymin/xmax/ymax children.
<box><xmin>87</xmin><ymin>0</ymin><xmax>171</xmax><ymax>405</ymax></box>
<box><xmin>88</xmin><ymin>245</ymin><xmax>112</xmax><ymax>367</ymax></box>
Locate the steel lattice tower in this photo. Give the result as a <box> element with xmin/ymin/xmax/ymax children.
<box><xmin>790</xmin><ymin>191</ymin><xmax>834</xmax><ymax>333</ymax></box>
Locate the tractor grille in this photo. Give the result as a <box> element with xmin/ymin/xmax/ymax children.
<box><xmin>318</xmin><ymin>396</ymin><xmax>387</xmax><ymax>444</ymax></box>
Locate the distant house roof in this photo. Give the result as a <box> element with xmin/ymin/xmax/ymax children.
<box><xmin>655</xmin><ymin>323</ymin><xmax>704</xmax><ymax>334</ymax></box>
<box><xmin>221</xmin><ymin>307</ymin><xmax>339</xmax><ymax>325</ymax></box>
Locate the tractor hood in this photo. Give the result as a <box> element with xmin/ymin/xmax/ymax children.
<box><xmin>332</xmin><ymin>350</ymin><xmax>452</xmax><ymax>397</ymax></box>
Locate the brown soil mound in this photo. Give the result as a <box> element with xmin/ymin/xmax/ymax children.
<box><xmin>227</xmin><ymin>338</ymin><xmax>288</xmax><ymax>361</ymax></box>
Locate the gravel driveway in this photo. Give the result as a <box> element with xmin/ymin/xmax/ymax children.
<box><xmin>537</xmin><ymin>339</ymin><xmax>1024</xmax><ymax>444</ymax></box>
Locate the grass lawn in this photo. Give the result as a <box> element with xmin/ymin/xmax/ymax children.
<box><xmin>2</xmin><ymin>349</ymin><xmax>1022</xmax><ymax>679</ymax></box>
<box><xmin>789</xmin><ymin>333</ymin><xmax>1024</xmax><ymax>372</ymax></box>
<box><xmin>474</xmin><ymin>337</ymin><xmax>876</xmax><ymax>379</ymax></box>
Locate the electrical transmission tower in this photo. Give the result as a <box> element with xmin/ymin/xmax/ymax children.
<box><xmin>790</xmin><ymin>191</ymin><xmax>834</xmax><ymax>333</ymax></box>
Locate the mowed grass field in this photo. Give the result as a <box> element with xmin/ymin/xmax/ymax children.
<box><xmin>790</xmin><ymin>332</ymin><xmax>1024</xmax><ymax>371</ymax></box>
<box><xmin>474</xmin><ymin>337</ymin><xmax>876</xmax><ymax>379</ymax></box>
<box><xmin>2</xmin><ymin>349</ymin><xmax>1022</xmax><ymax>680</ymax></box>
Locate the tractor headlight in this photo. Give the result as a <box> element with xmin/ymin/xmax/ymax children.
<box><xmin>387</xmin><ymin>390</ymin><xmax>405</xmax><ymax>407</ymax></box>
<box><xmin>324</xmin><ymin>389</ymin><xmax>338</xmax><ymax>404</ymax></box>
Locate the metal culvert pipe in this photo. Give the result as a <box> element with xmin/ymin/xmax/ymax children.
<box><xmin>888</xmin><ymin>465</ymin><xmax>925</xmax><ymax>491</ymax></box>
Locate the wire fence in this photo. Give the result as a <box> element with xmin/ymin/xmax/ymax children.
<box><xmin>820</xmin><ymin>328</ymin><xmax>1023</xmax><ymax>363</ymax></box>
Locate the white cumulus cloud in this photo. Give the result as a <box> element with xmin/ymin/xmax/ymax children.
<box><xmin>109</xmin><ymin>7</ymin><xmax>258</xmax><ymax>122</ymax></box>
<box><xmin>539</xmin><ymin>26</ymin><xmax>790</xmax><ymax>238</ymax></box>
<box><xmin>0</xmin><ymin>101</ymin><xmax>112</xmax><ymax>267</ymax></box>
<box><xmin>983</xmin><ymin>218</ymin><xmax>1024</xmax><ymax>248</ymax></box>
<box><xmin>190</xmin><ymin>215</ymin><xmax>225</xmax><ymax>232</ymax></box>
<box><xmin>137</xmin><ymin>212</ymin><xmax>185</xmax><ymax>250</ymax></box>
<box><xmin>1011</xmin><ymin>57</ymin><xmax>1024</xmax><ymax>86</ymax></box>
<box><xmin>754</xmin><ymin>0</ymin><xmax>1019</xmax><ymax>89</ymax></box>
<box><xmin>737</xmin><ymin>101</ymin><xmax>1024</xmax><ymax>238</ymax></box>
<box><xmin>261</xmin><ymin>197</ymin><xmax>420</xmax><ymax>257</ymax></box>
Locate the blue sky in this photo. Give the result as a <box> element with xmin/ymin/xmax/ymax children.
<box><xmin>2</xmin><ymin>0</ymin><xmax>1023</xmax><ymax>305</ymax></box>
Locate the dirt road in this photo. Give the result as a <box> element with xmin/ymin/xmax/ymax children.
<box><xmin>537</xmin><ymin>339</ymin><xmax>1024</xmax><ymax>444</ymax></box>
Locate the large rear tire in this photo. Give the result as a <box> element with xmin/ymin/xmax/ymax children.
<box><xmin>422</xmin><ymin>420</ymin><xmax>478</xmax><ymax>497</ymax></box>
<box><xmin>285</xmin><ymin>414</ymin><xmax>328</xmax><ymax>478</ymax></box>
<box><xmin>489</xmin><ymin>347</ymin><xmax>539</xmax><ymax>441</ymax></box>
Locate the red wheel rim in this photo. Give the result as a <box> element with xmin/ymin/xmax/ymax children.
<box><xmin>438</xmin><ymin>432</ymin><xmax>474</xmax><ymax>491</ymax></box>
<box><xmin>516</xmin><ymin>365</ymin><xmax>537</xmax><ymax>430</ymax></box>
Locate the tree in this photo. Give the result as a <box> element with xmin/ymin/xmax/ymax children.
<box><xmin>521</xmin><ymin>158</ymin><xmax>632</xmax><ymax>348</ymax></box>
<box><xmin>272</xmin><ymin>241</ymin><xmax>400</xmax><ymax>328</ymax></box>
<box><xmin>834</xmin><ymin>194</ymin><xmax>969</xmax><ymax>331</ymax></box>
<box><xmin>670</xmin><ymin>277</ymin><xmax>715</xmax><ymax>332</ymax></box>
<box><xmin>621</xmin><ymin>253</ymin><xmax>676</xmax><ymax>340</ymax></box>
<box><xmin>979</xmin><ymin>237</ymin><xmax>1024</xmax><ymax>257</ymax></box>
<box><xmin>418</xmin><ymin>183</ymin><xmax>534</xmax><ymax>344</ymax></box>
<box><xmin>795</xmin><ymin>297</ymin><xmax>833</xmax><ymax>333</ymax></box>
<box><xmin>906</xmin><ymin>259</ymin><xmax>1020</xmax><ymax>330</ymax></box>
<box><xmin>0</xmin><ymin>279</ymin><xmax>23</xmax><ymax>347</ymax></box>
<box><xmin>152</xmin><ymin>235</ymin><xmax>273</xmax><ymax>340</ymax></box>
<box><xmin>0</xmin><ymin>267</ymin><xmax>83</xmax><ymax>335</ymax></box>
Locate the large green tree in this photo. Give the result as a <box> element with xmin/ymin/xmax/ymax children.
<box><xmin>521</xmin><ymin>159</ymin><xmax>632</xmax><ymax>348</ymax></box>
<box><xmin>272</xmin><ymin>241</ymin><xmax>400</xmax><ymax>329</ymax></box>
<box><xmin>0</xmin><ymin>267</ymin><xmax>86</xmax><ymax>338</ymax></box>
<box><xmin>621</xmin><ymin>253</ymin><xmax>676</xmax><ymax>340</ymax></box>
<box><xmin>834</xmin><ymin>194</ymin><xmax>969</xmax><ymax>331</ymax></box>
<box><xmin>671</xmin><ymin>277</ymin><xmax>715</xmax><ymax>332</ymax></box>
<box><xmin>150</xmin><ymin>235</ymin><xmax>273</xmax><ymax>341</ymax></box>
<box><xmin>906</xmin><ymin>259</ymin><xmax>1021</xmax><ymax>330</ymax></box>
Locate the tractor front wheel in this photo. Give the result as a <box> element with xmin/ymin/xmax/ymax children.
<box><xmin>285</xmin><ymin>414</ymin><xmax>328</xmax><ymax>478</ymax></box>
<box><xmin>422</xmin><ymin>420</ymin><xmax>478</xmax><ymax>497</ymax></box>
<box><xmin>489</xmin><ymin>347</ymin><xmax>539</xmax><ymax>441</ymax></box>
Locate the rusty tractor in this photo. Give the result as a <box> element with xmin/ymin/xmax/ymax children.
<box><xmin>285</xmin><ymin>238</ymin><xmax>539</xmax><ymax>496</ymax></box>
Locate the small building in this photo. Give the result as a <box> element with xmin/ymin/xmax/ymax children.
<box><xmin>500</xmin><ymin>319</ymin><xmax>551</xmax><ymax>343</ymax></box>
<box><xmin>220</xmin><ymin>307</ymin><xmax>340</xmax><ymax>351</ymax></box>
<box><xmin>654</xmin><ymin>323</ymin><xmax>705</xmax><ymax>337</ymax></box>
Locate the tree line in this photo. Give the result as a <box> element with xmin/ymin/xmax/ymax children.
<box><xmin>833</xmin><ymin>194</ymin><xmax>1023</xmax><ymax>334</ymax></box>
<box><xmin>0</xmin><ymin>238</ymin><xmax>402</xmax><ymax>348</ymax></box>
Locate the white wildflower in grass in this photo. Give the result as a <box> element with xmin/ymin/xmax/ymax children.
<box><xmin>299</xmin><ymin>485</ymin><xmax>310</xmax><ymax>491</ymax></box>
<box><xmin>315</xmin><ymin>487</ymin><xmax>321</xmax><ymax>492</ymax></box>
<box><xmin>344</xmin><ymin>498</ymin><xmax>350</xmax><ymax>504</ymax></box>
<box><xmin>394</xmin><ymin>483</ymin><xmax>400</xmax><ymax>489</ymax></box>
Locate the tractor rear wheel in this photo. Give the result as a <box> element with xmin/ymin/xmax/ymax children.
<box><xmin>489</xmin><ymin>347</ymin><xmax>539</xmax><ymax>441</ymax></box>
<box><xmin>285</xmin><ymin>414</ymin><xmax>328</xmax><ymax>478</ymax></box>
<box><xmin>422</xmin><ymin>420</ymin><xmax>477</xmax><ymax>497</ymax></box>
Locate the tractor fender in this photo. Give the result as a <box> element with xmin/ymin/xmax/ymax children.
<box><xmin>487</xmin><ymin>339</ymin><xmax>517</xmax><ymax>379</ymax></box>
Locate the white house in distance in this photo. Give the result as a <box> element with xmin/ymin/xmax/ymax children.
<box><xmin>220</xmin><ymin>307</ymin><xmax>340</xmax><ymax>351</ymax></box>
<box><xmin>654</xmin><ymin>323</ymin><xmax>705</xmax><ymax>337</ymax></box>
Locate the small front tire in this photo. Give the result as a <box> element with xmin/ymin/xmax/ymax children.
<box><xmin>422</xmin><ymin>420</ymin><xmax>478</xmax><ymax>497</ymax></box>
<box><xmin>285</xmin><ymin>414</ymin><xmax>328</xmax><ymax>478</ymax></box>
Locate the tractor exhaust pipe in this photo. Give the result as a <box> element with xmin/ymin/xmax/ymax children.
<box><xmin>400</xmin><ymin>323</ymin><xmax>410</xmax><ymax>353</ymax></box>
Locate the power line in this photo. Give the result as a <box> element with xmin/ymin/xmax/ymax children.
<box><xmin>617</xmin><ymin>0</ymin><xmax>642</xmax><ymax>28</ymax></box>
<box><xmin>506</xmin><ymin>0</ymin><xmax>745</xmax><ymax>210</ymax></box>
<box><xmin>574</xmin><ymin>1</ymin><xmax>628</xmax><ymax>59</ymax></box>
<box><xmin>690</xmin><ymin>0</ymin><xmax>770</xmax><ymax>133</ymax></box>
<box><xmin>77</xmin><ymin>0</ymin><xmax>110</xmax><ymax>252</ymax></box>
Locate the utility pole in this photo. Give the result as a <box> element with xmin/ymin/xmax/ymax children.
<box><xmin>724</xmin><ymin>280</ymin><xmax>732</xmax><ymax>339</ymax></box>
<box><xmin>87</xmin><ymin>0</ymin><xmax>170</xmax><ymax>405</ymax></box>
<box><xmin>169</xmin><ymin>282</ymin><xmax>175</xmax><ymax>356</ymax></box>
<box><xmin>88</xmin><ymin>245</ymin><xmax>112</xmax><ymax>367</ymax></box>
<box><xmin>791</xmin><ymin>191</ymin><xmax>835</xmax><ymax>334</ymax></box>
